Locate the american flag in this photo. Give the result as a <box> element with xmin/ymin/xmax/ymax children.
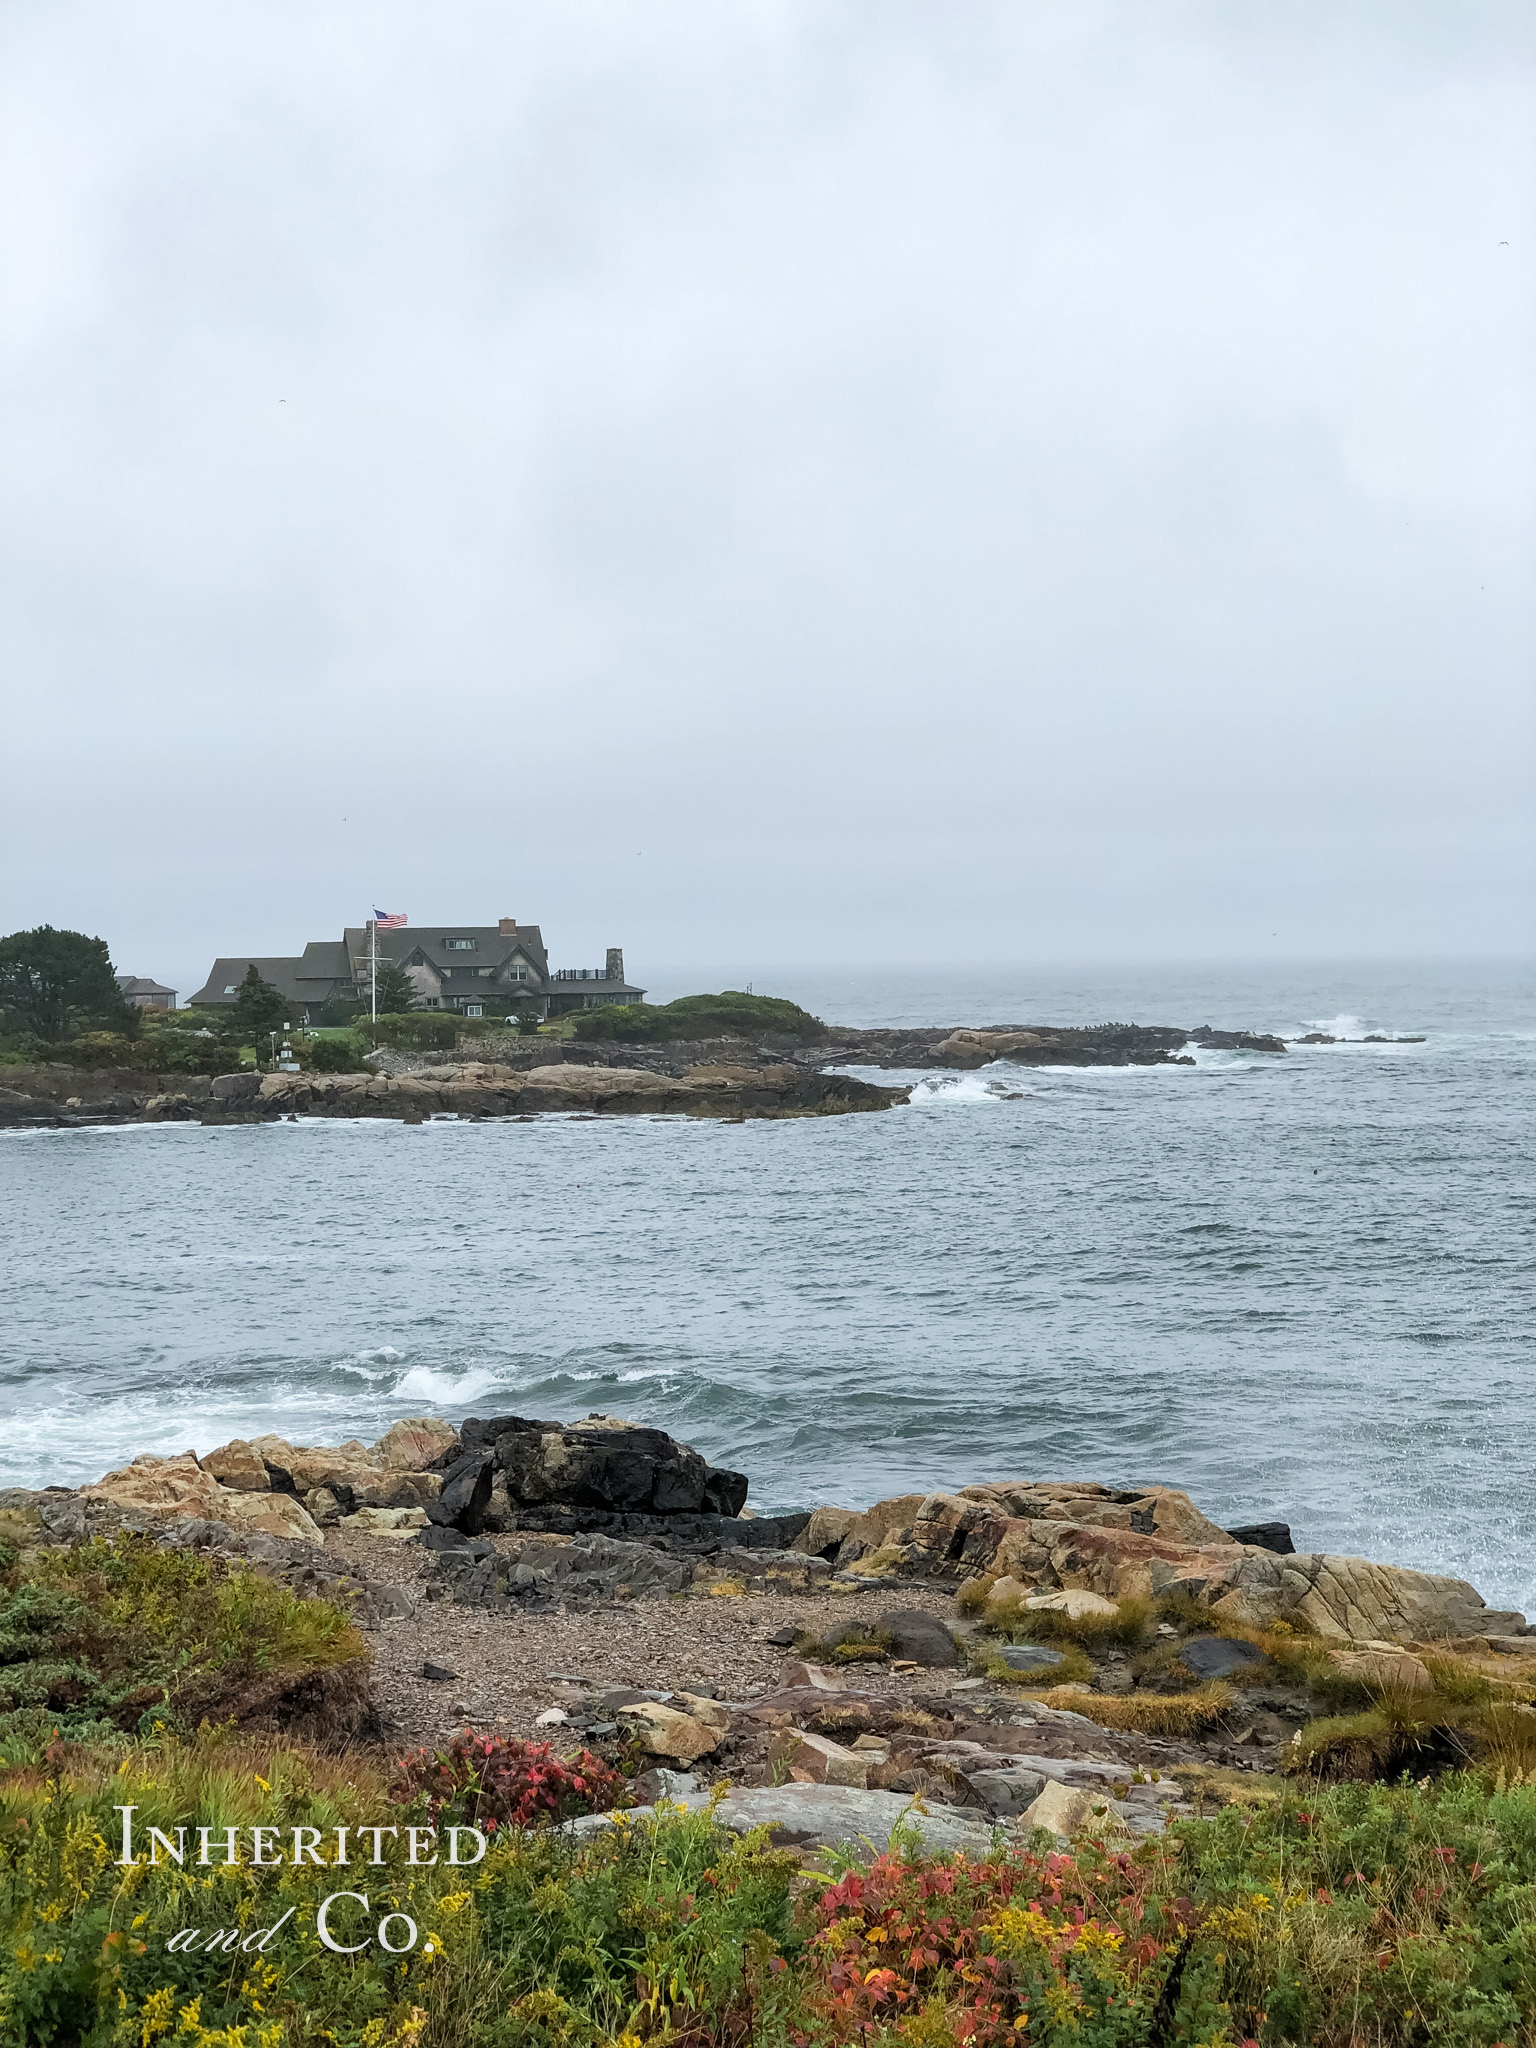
<box><xmin>373</xmin><ymin>909</ymin><xmax>408</xmax><ymax>930</ymax></box>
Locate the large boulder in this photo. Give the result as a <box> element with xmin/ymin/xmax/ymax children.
<box><xmin>199</xmin><ymin>1440</ymin><xmax>270</xmax><ymax>1492</ymax></box>
<box><xmin>931</xmin><ymin>1030</ymin><xmax>1050</xmax><ymax>1069</ymax></box>
<box><xmin>219</xmin><ymin>1491</ymin><xmax>324</xmax><ymax>1548</ymax></box>
<box><xmin>815</xmin><ymin>1487</ymin><xmax>1527</xmax><ymax>1646</ymax></box>
<box><xmin>670</xmin><ymin>1784</ymin><xmax>998</xmax><ymax>1859</ymax></box>
<box><xmin>955</xmin><ymin>1481</ymin><xmax>1235</xmax><ymax>1550</ymax></box>
<box><xmin>441</xmin><ymin>1414</ymin><xmax>750</xmax><ymax>1530</ymax></box>
<box><xmin>377</xmin><ymin>1417</ymin><xmax>459</xmax><ymax>1469</ymax></box>
<box><xmin>875</xmin><ymin>1609</ymin><xmax>961</xmax><ymax>1667</ymax></box>
<box><xmin>1211</xmin><ymin>1550</ymin><xmax>1527</xmax><ymax>1642</ymax></box>
<box><xmin>249</xmin><ymin>1435</ymin><xmax>443</xmax><ymax>1514</ymax></box>
<box><xmin>617</xmin><ymin>1702</ymin><xmax>722</xmax><ymax>1765</ymax></box>
<box><xmin>83</xmin><ymin>1453</ymin><xmax>228</xmax><ymax>1521</ymax></box>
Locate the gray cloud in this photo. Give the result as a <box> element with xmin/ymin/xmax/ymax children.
<box><xmin>2</xmin><ymin>0</ymin><xmax>1532</xmax><ymax>998</ymax></box>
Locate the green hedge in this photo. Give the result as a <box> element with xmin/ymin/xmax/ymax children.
<box><xmin>576</xmin><ymin>992</ymin><xmax>825</xmax><ymax>1045</ymax></box>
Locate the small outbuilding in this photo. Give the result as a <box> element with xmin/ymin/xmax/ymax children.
<box><xmin>115</xmin><ymin>975</ymin><xmax>177</xmax><ymax>1011</ymax></box>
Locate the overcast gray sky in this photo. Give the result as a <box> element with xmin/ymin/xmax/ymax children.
<box><xmin>3</xmin><ymin>0</ymin><xmax>1532</xmax><ymax>999</ymax></box>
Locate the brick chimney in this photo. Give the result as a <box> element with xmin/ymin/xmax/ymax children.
<box><xmin>498</xmin><ymin>916</ymin><xmax>517</xmax><ymax>937</ymax></box>
<box><xmin>606</xmin><ymin>947</ymin><xmax>625</xmax><ymax>983</ymax></box>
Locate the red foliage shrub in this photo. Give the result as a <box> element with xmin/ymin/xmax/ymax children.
<box><xmin>798</xmin><ymin>1844</ymin><xmax>1198</xmax><ymax>2046</ymax></box>
<box><xmin>390</xmin><ymin>1729</ymin><xmax>624</xmax><ymax>1832</ymax></box>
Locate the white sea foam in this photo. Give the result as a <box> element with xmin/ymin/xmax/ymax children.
<box><xmin>391</xmin><ymin>1359</ymin><xmax>508</xmax><ymax>1404</ymax></box>
<box><xmin>1303</xmin><ymin>1013</ymin><xmax>1367</xmax><ymax>1038</ymax></box>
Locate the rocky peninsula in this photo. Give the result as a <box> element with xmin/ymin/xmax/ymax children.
<box><xmin>0</xmin><ymin>1019</ymin><xmax>1290</xmax><ymax>1129</ymax></box>
<box><xmin>4</xmin><ymin>1411</ymin><xmax>1531</xmax><ymax>1853</ymax></box>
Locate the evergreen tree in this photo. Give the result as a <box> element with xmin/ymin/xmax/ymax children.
<box><xmin>228</xmin><ymin>964</ymin><xmax>289</xmax><ymax>1038</ymax></box>
<box><xmin>369</xmin><ymin>959</ymin><xmax>422</xmax><ymax>1013</ymax></box>
<box><xmin>0</xmin><ymin>926</ymin><xmax>130</xmax><ymax>1041</ymax></box>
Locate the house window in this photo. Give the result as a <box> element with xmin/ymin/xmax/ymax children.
<box><xmin>508</xmin><ymin>967</ymin><xmax>528</xmax><ymax>981</ymax></box>
<box><xmin>446</xmin><ymin>938</ymin><xmax>476</xmax><ymax>950</ymax></box>
<box><xmin>223</xmin><ymin>985</ymin><xmax>238</xmax><ymax>995</ymax></box>
<box><xmin>464</xmin><ymin>1003</ymin><xmax>483</xmax><ymax>1018</ymax></box>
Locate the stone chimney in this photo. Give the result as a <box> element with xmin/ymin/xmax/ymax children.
<box><xmin>498</xmin><ymin>916</ymin><xmax>517</xmax><ymax>937</ymax></box>
<box><xmin>606</xmin><ymin>947</ymin><xmax>625</xmax><ymax>983</ymax></box>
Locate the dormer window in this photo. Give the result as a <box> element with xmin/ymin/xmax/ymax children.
<box><xmin>445</xmin><ymin>938</ymin><xmax>477</xmax><ymax>950</ymax></box>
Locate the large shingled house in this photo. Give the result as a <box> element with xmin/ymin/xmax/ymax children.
<box><xmin>188</xmin><ymin>917</ymin><xmax>643</xmax><ymax>1026</ymax></box>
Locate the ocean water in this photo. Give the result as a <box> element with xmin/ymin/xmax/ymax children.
<box><xmin>2</xmin><ymin>959</ymin><xmax>1533</xmax><ymax>1611</ymax></box>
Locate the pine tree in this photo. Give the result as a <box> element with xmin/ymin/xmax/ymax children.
<box><xmin>228</xmin><ymin>965</ymin><xmax>289</xmax><ymax>1038</ymax></box>
<box><xmin>0</xmin><ymin>926</ymin><xmax>131</xmax><ymax>1041</ymax></box>
<box><xmin>369</xmin><ymin>958</ymin><xmax>422</xmax><ymax>1013</ymax></box>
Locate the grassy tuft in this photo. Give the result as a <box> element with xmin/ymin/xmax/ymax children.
<box><xmin>986</xmin><ymin>1592</ymin><xmax>1154</xmax><ymax>1653</ymax></box>
<box><xmin>1040</xmin><ymin>1682</ymin><xmax>1237</xmax><ymax>1737</ymax></box>
<box><xmin>977</xmin><ymin>1644</ymin><xmax>1094</xmax><ymax>1689</ymax></box>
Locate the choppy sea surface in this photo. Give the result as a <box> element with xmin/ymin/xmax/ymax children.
<box><xmin>2</xmin><ymin>959</ymin><xmax>1533</xmax><ymax>1610</ymax></box>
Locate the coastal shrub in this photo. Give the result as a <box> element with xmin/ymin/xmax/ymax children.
<box><xmin>303</xmin><ymin>1033</ymin><xmax>369</xmax><ymax>1072</ymax></box>
<box><xmin>367</xmin><ymin>1012</ymin><xmax>457</xmax><ymax>1050</ymax></box>
<box><xmin>798</xmin><ymin>1836</ymin><xmax>1213</xmax><ymax>2045</ymax></box>
<box><xmin>578</xmin><ymin>991</ymin><xmax>827</xmax><ymax>1044</ymax></box>
<box><xmin>390</xmin><ymin>1731</ymin><xmax>624</xmax><ymax>1832</ymax></box>
<box><xmin>0</xmin><ymin>1534</ymin><xmax>364</xmax><ymax>1748</ymax></box>
<box><xmin>140</xmin><ymin>1032</ymin><xmax>249</xmax><ymax>1075</ymax></box>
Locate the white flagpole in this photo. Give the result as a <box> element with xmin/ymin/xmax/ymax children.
<box><xmin>370</xmin><ymin>918</ymin><xmax>378</xmax><ymax>1023</ymax></box>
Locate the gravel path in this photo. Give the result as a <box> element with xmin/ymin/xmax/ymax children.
<box><xmin>326</xmin><ymin>1531</ymin><xmax>966</xmax><ymax>1749</ymax></box>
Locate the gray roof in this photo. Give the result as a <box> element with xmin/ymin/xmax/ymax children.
<box><xmin>116</xmin><ymin>976</ymin><xmax>176</xmax><ymax>997</ymax></box>
<box><xmin>189</xmin><ymin>922</ymin><xmax>634</xmax><ymax>1009</ymax></box>
<box><xmin>343</xmin><ymin>924</ymin><xmax>551</xmax><ymax>980</ymax></box>
<box><xmin>189</xmin><ymin>958</ymin><xmax>310</xmax><ymax>1005</ymax></box>
<box><xmin>298</xmin><ymin>940</ymin><xmax>351</xmax><ymax>977</ymax></box>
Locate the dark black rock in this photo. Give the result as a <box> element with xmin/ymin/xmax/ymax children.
<box><xmin>1188</xmin><ymin>1027</ymin><xmax>1287</xmax><ymax>1054</ymax></box>
<box><xmin>1225</xmin><ymin>1521</ymin><xmax>1296</xmax><ymax>1555</ymax></box>
<box><xmin>764</xmin><ymin>1625</ymin><xmax>799</xmax><ymax>1647</ymax></box>
<box><xmin>419</xmin><ymin>1525</ymin><xmax>494</xmax><ymax>1559</ymax></box>
<box><xmin>504</xmin><ymin>1506</ymin><xmax>810</xmax><ymax>1553</ymax></box>
<box><xmin>430</xmin><ymin>1448</ymin><xmax>496</xmax><ymax>1533</ymax></box>
<box><xmin>876</xmin><ymin>1609</ymin><xmax>961</xmax><ymax>1668</ymax></box>
<box><xmin>1180</xmin><ymin>1637</ymin><xmax>1268</xmax><ymax>1679</ymax></box>
<box><xmin>454</xmin><ymin>1415</ymin><xmax>563</xmax><ymax>1458</ymax></box>
<box><xmin>703</xmin><ymin>1467</ymin><xmax>750</xmax><ymax>1516</ymax></box>
<box><xmin>993</xmin><ymin>1643</ymin><xmax>1065</xmax><ymax>1675</ymax></box>
<box><xmin>422</xmin><ymin>1661</ymin><xmax>459</xmax><ymax>1682</ymax></box>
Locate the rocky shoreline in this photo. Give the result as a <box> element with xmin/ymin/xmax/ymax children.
<box><xmin>0</xmin><ymin>1020</ymin><xmax>1293</xmax><ymax>1129</ymax></box>
<box><xmin>4</xmin><ymin>1411</ymin><xmax>1530</xmax><ymax>1853</ymax></box>
<box><xmin>0</xmin><ymin>1058</ymin><xmax>907</xmax><ymax>1128</ymax></box>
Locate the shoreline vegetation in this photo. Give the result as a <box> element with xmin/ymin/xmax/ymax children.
<box><xmin>3</xmin><ymin>1414</ymin><xmax>1536</xmax><ymax>2043</ymax></box>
